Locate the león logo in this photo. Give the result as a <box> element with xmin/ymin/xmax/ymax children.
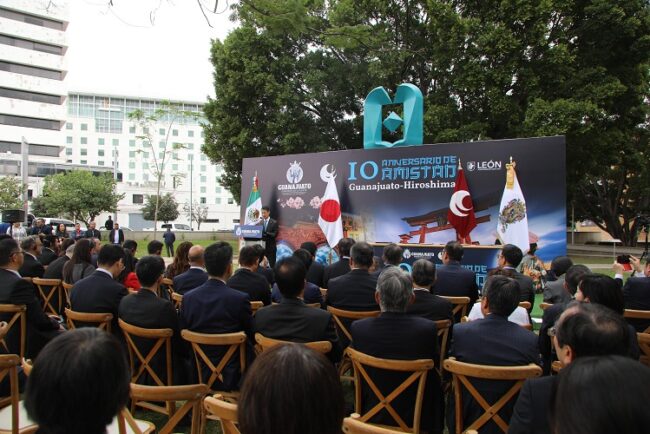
<box><xmin>467</xmin><ymin>160</ymin><xmax>502</xmax><ymax>172</ymax></box>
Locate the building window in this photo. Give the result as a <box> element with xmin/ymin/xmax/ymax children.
<box><xmin>200</xmin><ymin>154</ymin><xmax>206</xmax><ymax>161</ymax></box>
<box><xmin>80</xmin><ymin>137</ymin><xmax>87</xmax><ymax>145</ymax></box>
<box><xmin>129</xmin><ymin>139</ymin><xmax>135</xmax><ymax>147</ymax></box>
<box><xmin>129</xmin><ymin>151</ymin><xmax>135</xmax><ymax>158</ymax></box>
<box><xmin>80</xmin><ymin>123</ymin><xmax>87</xmax><ymax>131</ymax></box>
<box><xmin>172</xmin><ymin>164</ymin><xmax>178</xmax><ymax>170</ymax></box>
<box><xmin>172</xmin><ymin>129</ymin><xmax>178</xmax><ymax>136</ymax></box>
<box><xmin>215</xmin><ymin>187</ymin><xmax>222</xmax><ymax>193</ymax></box>
<box><xmin>80</xmin><ymin>160</ymin><xmax>87</xmax><ymax>164</ymax></box>
<box><xmin>132</xmin><ymin>194</ymin><xmax>144</xmax><ymax>204</ymax></box>
<box><xmin>200</xmin><ymin>176</ymin><xmax>206</xmax><ymax>183</ymax></box>
<box><xmin>112</xmin><ymin>139</ymin><xmax>119</xmax><ymax>146</ymax></box>
<box><xmin>159</xmin><ymin>128</ymin><xmax>165</xmax><ymax>135</ymax></box>
<box><xmin>215</xmin><ymin>198</ymin><xmax>221</xmax><ymax>204</ymax></box>
<box><xmin>143</xmin><ymin>152</ymin><xmax>149</xmax><ymax>158</ymax></box>
<box><xmin>66</xmin><ymin>123</ymin><xmax>72</xmax><ymax>130</ymax></box>
<box><xmin>200</xmin><ymin>197</ymin><xmax>206</xmax><ymax>204</ymax></box>
<box><xmin>98</xmin><ymin>161</ymin><xmax>104</xmax><ymax>166</ymax></box>
<box><xmin>187</xmin><ymin>143</ymin><xmax>194</xmax><ymax>150</ymax></box>
<box><xmin>80</xmin><ymin>149</ymin><xmax>87</xmax><ymax>156</ymax></box>
<box><xmin>143</xmin><ymin>127</ymin><xmax>149</xmax><ymax>134</ymax></box>
<box><xmin>128</xmin><ymin>174</ymin><xmax>135</xmax><ymax>181</ymax></box>
<box><xmin>200</xmin><ymin>187</ymin><xmax>206</xmax><ymax>193</ymax></box>
<box><xmin>159</xmin><ymin>141</ymin><xmax>165</xmax><ymax>149</ymax></box>
<box><xmin>98</xmin><ymin>150</ymin><xmax>104</xmax><ymax>157</ymax></box>
<box><xmin>233</xmin><ymin>218</ymin><xmax>240</xmax><ymax>224</ymax></box>
<box><xmin>0</xmin><ymin>34</ymin><xmax>63</xmax><ymax>55</ymax></box>
<box><xmin>0</xmin><ymin>8</ymin><xmax>64</xmax><ymax>30</ymax></box>
<box><xmin>0</xmin><ymin>61</ymin><xmax>63</xmax><ymax>80</ymax></box>
<box><xmin>143</xmin><ymin>173</ymin><xmax>149</xmax><ymax>181</ymax></box>
<box><xmin>188</xmin><ymin>130</ymin><xmax>194</xmax><ymax>137</ymax></box>
<box><xmin>129</xmin><ymin>126</ymin><xmax>135</xmax><ymax>134</ymax></box>
<box><xmin>66</xmin><ymin>136</ymin><xmax>72</xmax><ymax>144</ymax></box>
<box><xmin>65</xmin><ymin>148</ymin><xmax>72</xmax><ymax>155</ymax></box>
<box><xmin>129</xmin><ymin>162</ymin><xmax>135</xmax><ymax>169</ymax></box>
<box><xmin>0</xmin><ymin>114</ymin><xmax>61</xmax><ymax>130</ymax></box>
<box><xmin>142</xmin><ymin>163</ymin><xmax>149</xmax><ymax>169</ymax></box>
<box><xmin>228</xmin><ymin>198</ymin><xmax>234</xmax><ymax>205</ymax></box>
<box><xmin>200</xmin><ymin>165</ymin><xmax>206</xmax><ymax>172</ymax></box>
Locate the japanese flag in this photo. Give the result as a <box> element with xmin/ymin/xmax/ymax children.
<box><xmin>318</xmin><ymin>165</ymin><xmax>344</xmax><ymax>248</ymax></box>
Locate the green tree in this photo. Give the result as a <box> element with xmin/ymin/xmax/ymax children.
<box><xmin>35</xmin><ymin>171</ymin><xmax>123</xmax><ymax>226</ymax></box>
<box><xmin>204</xmin><ymin>0</ymin><xmax>650</xmax><ymax>245</ymax></box>
<box><xmin>142</xmin><ymin>193</ymin><xmax>179</xmax><ymax>224</ymax></box>
<box><xmin>0</xmin><ymin>177</ymin><xmax>24</xmax><ymax>210</ymax></box>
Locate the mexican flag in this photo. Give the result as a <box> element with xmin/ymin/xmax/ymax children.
<box><xmin>244</xmin><ymin>175</ymin><xmax>262</xmax><ymax>225</ymax></box>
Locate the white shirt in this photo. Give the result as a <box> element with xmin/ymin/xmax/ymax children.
<box><xmin>96</xmin><ymin>268</ymin><xmax>113</xmax><ymax>278</ymax></box>
<box><xmin>467</xmin><ymin>303</ymin><xmax>530</xmax><ymax>326</ymax></box>
<box><xmin>189</xmin><ymin>266</ymin><xmax>206</xmax><ymax>272</ymax></box>
<box><xmin>113</xmin><ymin>229</ymin><xmax>120</xmax><ymax>244</ymax></box>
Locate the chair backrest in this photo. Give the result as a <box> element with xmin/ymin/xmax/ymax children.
<box><xmin>305</xmin><ymin>302</ymin><xmax>321</xmax><ymax>308</ymax></box>
<box><xmin>181</xmin><ymin>330</ymin><xmax>247</xmax><ymax>393</ymax></box>
<box><xmin>0</xmin><ymin>354</ymin><xmax>38</xmax><ymax>433</ymax></box>
<box><xmin>118</xmin><ymin>319</ymin><xmax>173</xmax><ymax>387</ymax></box>
<box><xmin>129</xmin><ymin>383</ymin><xmax>208</xmax><ymax>434</ymax></box>
<box><xmin>61</xmin><ymin>282</ymin><xmax>73</xmax><ymax>308</ymax></box>
<box><xmin>204</xmin><ymin>394</ymin><xmax>240</xmax><ymax>434</ymax></box>
<box><xmin>171</xmin><ymin>292</ymin><xmax>183</xmax><ymax>310</ymax></box>
<box><xmin>254</xmin><ymin>333</ymin><xmax>332</xmax><ymax>355</ymax></box>
<box><xmin>439</xmin><ymin>296</ymin><xmax>471</xmax><ymax>319</ymax></box>
<box><xmin>161</xmin><ymin>277</ymin><xmax>174</xmax><ymax>292</ymax></box>
<box><xmin>0</xmin><ymin>304</ymin><xmax>26</xmax><ymax>359</ymax></box>
<box><xmin>326</xmin><ymin>306</ymin><xmax>381</xmax><ymax>342</ymax></box>
<box><xmin>539</xmin><ymin>302</ymin><xmax>552</xmax><ymax>311</ymax></box>
<box><xmin>65</xmin><ymin>308</ymin><xmax>113</xmax><ymax>332</ymax></box>
<box><xmin>346</xmin><ymin>347</ymin><xmax>434</xmax><ymax>433</ymax></box>
<box><xmin>518</xmin><ymin>301</ymin><xmax>531</xmax><ymax>310</ymax></box>
<box><xmin>434</xmin><ymin>319</ymin><xmax>452</xmax><ymax>375</ymax></box>
<box><xmin>250</xmin><ymin>301</ymin><xmax>263</xmax><ymax>315</ymax></box>
<box><xmin>32</xmin><ymin>277</ymin><xmax>63</xmax><ymax>315</ymax></box>
<box><xmin>343</xmin><ymin>414</ymin><xmax>406</xmax><ymax>434</ymax></box>
<box><xmin>637</xmin><ymin>332</ymin><xmax>650</xmax><ymax>367</ymax></box>
<box><xmin>443</xmin><ymin>357</ymin><xmax>542</xmax><ymax>434</ymax></box>
<box><xmin>624</xmin><ymin>309</ymin><xmax>650</xmax><ymax>333</ymax></box>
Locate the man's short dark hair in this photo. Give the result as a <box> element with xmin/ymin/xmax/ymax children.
<box><xmin>261</xmin><ymin>206</ymin><xmax>270</xmax><ymax>212</ymax></box>
<box><xmin>501</xmin><ymin>244</ymin><xmax>524</xmax><ymax>267</ymax></box>
<box><xmin>97</xmin><ymin>244</ymin><xmax>125</xmax><ymax>267</ymax></box>
<box><xmin>274</xmin><ymin>256</ymin><xmax>306</xmax><ymax>298</ymax></box>
<box><xmin>43</xmin><ymin>235</ymin><xmax>57</xmax><ymax>249</ymax></box>
<box><xmin>204</xmin><ymin>241</ymin><xmax>233</xmax><ymax>277</ymax></box>
<box><xmin>252</xmin><ymin>244</ymin><xmax>266</xmax><ymax>264</ymax></box>
<box><xmin>147</xmin><ymin>240</ymin><xmax>163</xmax><ymax>255</ymax></box>
<box><xmin>123</xmin><ymin>240</ymin><xmax>138</xmax><ymax>252</ymax></box>
<box><xmin>336</xmin><ymin>238</ymin><xmax>355</xmax><ymax>257</ymax></box>
<box><xmin>484</xmin><ymin>275</ymin><xmax>520</xmax><ymax>317</ymax></box>
<box><xmin>565</xmin><ymin>264</ymin><xmax>591</xmax><ymax>295</ymax></box>
<box><xmin>0</xmin><ymin>237</ymin><xmax>19</xmax><ymax>266</ymax></box>
<box><xmin>579</xmin><ymin>274</ymin><xmax>624</xmax><ymax>314</ymax></box>
<box><xmin>24</xmin><ymin>328</ymin><xmax>130</xmax><ymax>434</ymax></box>
<box><xmin>444</xmin><ymin>241</ymin><xmax>464</xmax><ymax>261</ymax></box>
<box><xmin>293</xmin><ymin>249</ymin><xmax>313</xmax><ymax>270</ymax></box>
<box><xmin>300</xmin><ymin>241</ymin><xmax>317</xmax><ymax>257</ymax></box>
<box><xmin>412</xmin><ymin>259</ymin><xmax>436</xmax><ymax>288</ymax></box>
<box><xmin>239</xmin><ymin>246</ymin><xmax>259</xmax><ymax>267</ymax></box>
<box><xmin>383</xmin><ymin>243</ymin><xmax>403</xmax><ymax>266</ymax></box>
<box><xmin>550</xmin><ymin>256</ymin><xmax>573</xmax><ymax>277</ymax></box>
<box><xmin>135</xmin><ymin>255</ymin><xmax>166</xmax><ymax>287</ymax></box>
<box><xmin>350</xmin><ymin>241</ymin><xmax>373</xmax><ymax>268</ymax></box>
<box><xmin>556</xmin><ymin>302</ymin><xmax>631</xmax><ymax>358</ymax></box>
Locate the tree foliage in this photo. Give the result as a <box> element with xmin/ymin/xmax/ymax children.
<box><xmin>183</xmin><ymin>200</ymin><xmax>209</xmax><ymax>230</ymax></box>
<box><xmin>0</xmin><ymin>177</ymin><xmax>24</xmax><ymax>210</ymax></box>
<box><xmin>142</xmin><ymin>193</ymin><xmax>179</xmax><ymax>223</ymax></box>
<box><xmin>34</xmin><ymin>171</ymin><xmax>123</xmax><ymax>226</ymax></box>
<box><xmin>204</xmin><ymin>0</ymin><xmax>650</xmax><ymax>244</ymax></box>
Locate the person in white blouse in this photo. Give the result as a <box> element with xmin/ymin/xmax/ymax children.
<box><xmin>6</xmin><ymin>222</ymin><xmax>27</xmax><ymax>243</ymax></box>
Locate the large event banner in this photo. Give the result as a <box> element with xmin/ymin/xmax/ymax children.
<box><xmin>241</xmin><ymin>136</ymin><xmax>566</xmax><ymax>266</ymax></box>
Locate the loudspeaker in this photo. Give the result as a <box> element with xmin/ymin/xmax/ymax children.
<box><xmin>2</xmin><ymin>210</ymin><xmax>25</xmax><ymax>223</ymax></box>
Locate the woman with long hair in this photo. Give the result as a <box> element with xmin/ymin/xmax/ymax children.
<box><xmin>54</xmin><ymin>223</ymin><xmax>69</xmax><ymax>239</ymax></box>
<box><xmin>62</xmin><ymin>238</ymin><xmax>95</xmax><ymax>284</ymax></box>
<box><xmin>164</xmin><ymin>241</ymin><xmax>193</xmax><ymax>279</ymax></box>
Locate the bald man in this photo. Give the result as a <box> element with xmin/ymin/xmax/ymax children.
<box><xmin>172</xmin><ymin>245</ymin><xmax>208</xmax><ymax>295</ymax></box>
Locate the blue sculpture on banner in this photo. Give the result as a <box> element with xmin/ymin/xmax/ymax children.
<box><xmin>363</xmin><ymin>83</ymin><xmax>423</xmax><ymax>149</ymax></box>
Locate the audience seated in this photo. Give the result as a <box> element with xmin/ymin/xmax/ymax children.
<box><xmin>253</xmin><ymin>244</ymin><xmax>274</xmax><ymax>286</ymax></box>
<box><xmin>542</xmin><ymin>256</ymin><xmax>573</xmax><ymax>304</ymax></box>
<box><xmin>322</xmin><ymin>237</ymin><xmax>354</xmax><ymax>288</ymax></box>
<box><xmin>179</xmin><ymin>241</ymin><xmax>252</xmax><ymax>390</ymax></box>
<box><xmin>406</xmin><ymin>259</ymin><xmax>453</xmax><ymax>322</ymax></box>
<box><xmin>550</xmin><ymin>355</ymin><xmax>650</xmax><ymax>434</ymax></box>
<box><xmin>18</xmin><ymin>236</ymin><xmax>44</xmax><ymax>278</ymax></box>
<box><xmin>228</xmin><ymin>245</ymin><xmax>272</xmax><ymax>305</ymax></box>
<box><xmin>498</xmin><ymin>244</ymin><xmax>535</xmax><ymax>311</ymax></box>
<box><xmin>164</xmin><ymin>241</ymin><xmax>193</xmax><ymax>279</ymax></box>
<box><xmin>122</xmin><ymin>239</ymin><xmax>138</xmax><ymax>266</ymax></box>
<box><xmin>615</xmin><ymin>256</ymin><xmax>650</xmax><ymax>332</ymax></box>
<box><xmin>147</xmin><ymin>240</ymin><xmax>163</xmax><ymax>256</ymax></box>
<box><xmin>44</xmin><ymin>242</ymin><xmax>74</xmax><ymax>280</ymax></box>
<box><xmin>509</xmin><ymin>302</ymin><xmax>632</xmax><ymax>434</ymax></box>
<box><xmin>173</xmin><ymin>245</ymin><xmax>208</xmax><ymax>295</ymax></box>
<box><xmin>327</xmin><ymin>241</ymin><xmax>379</xmax><ymax>311</ymax></box>
<box><xmin>271</xmin><ymin>249</ymin><xmax>323</xmax><ymax>306</ymax></box>
<box><xmin>432</xmin><ymin>241</ymin><xmax>479</xmax><ymax>310</ymax></box>
<box><xmin>238</xmin><ymin>344</ymin><xmax>345</xmax><ymax>434</ymax></box>
<box><xmin>0</xmin><ymin>237</ymin><xmax>61</xmax><ymax>358</ymax></box>
<box><xmin>448</xmin><ymin>275</ymin><xmax>539</xmax><ymax>434</ymax></box>
<box><xmin>351</xmin><ymin>267</ymin><xmax>443</xmax><ymax>433</ymax></box>
<box><xmin>373</xmin><ymin>243</ymin><xmax>404</xmax><ymax>277</ymax></box>
<box><xmin>38</xmin><ymin>235</ymin><xmax>59</xmax><ymax>266</ymax></box>
<box><xmin>254</xmin><ymin>256</ymin><xmax>341</xmax><ymax>363</ymax></box>
<box><xmin>24</xmin><ymin>328</ymin><xmax>130</xmax><ymax>434</ymax></box>
<box><xmin>467</xmin><ymin>268</ymin><xmax>530</xmax><ymax>327</ymax></box>
<box><xmin>118</xmin><ymin>249</ymin><xmax>140</xmax><ymax>290</ymax></box>
<box><xmin>301</xmin><ymin>241</ymin><xmax>325</xmax><ymax>288</ymax></box>
<box><xmin>62</xmin><ymin>238</ymin><xmax>96</xmax><ymax>284</ymax></box>
<box><xmin>70</xmin><ymin>244</ymin><xmax>128</xmax><ymax>337</ymax></box>
<box><xmin>89</xmin><ymin>238</ymin><xmax>101</xmax><ymax>267</ymax></box>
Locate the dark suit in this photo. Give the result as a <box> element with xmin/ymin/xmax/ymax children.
<box><xmin>449</xmin><ymin>315</ymin><xmax>540</xmax><ymax>434</ymax></box>
<box><xmin>271</xmin><ymin>282</ymin><xmax>323</xmax><ymax>307</ymax></box>
<box><xmin>84</xmin><ymin>228</ymin><xmax>101</xmax><ymax>240</ymax></box>
<box><xmin>179</xmin><ymin>279</ymin><xmax>253</xmax><ymax>391</ymax></box>
<box><xmin>227</xmin><ymin>268</ymin><xmax>271</xmax><ymax>306</ymax></box>
<box><xmin>509</xmin><ymin>268</ymin><xmax>535</xmax><ymax>311</ymax></box>
<box><xmin>262</xmin><ymin>218</ymin><xmax>278</xmax><ymax>267</ymax></box>
<box><xmin>542</xmin><ymin>276</ymin><xmax>571</xmax><ymax>304</ymax></box>
<box><xmin>256</xmin><ymin>265</ymin><xmax>274</xmax><ymax>286</ymax></box>
<box><xmin>173</xmin><ymin>267</ymin><xmax>209</xmax><ymax>295</ymax></box>
<box><xmin>70</xmin><ymin>270</ymin><xmax>128</xmax><ymax>337</ymax></box>
<box><xmin>30</xmin><ymin>225</ymin><xmax>52</xmax><ymax>236</ymax></box>
<box><xmin>306</xmin><ymin>261</ymin><xmax>325</xmax><ymax>288</ymax></box>
<box><xmin>623</xmin><ymin>276</ymin><xmax>650</xmax><ymax>332</ymax></box>
<box><xmin>37</xmin><ymin>248</ymin><xmax>58</xmax><ymax>266</ymax></box>
<box><xmin>18</xmin><ymin>253</ymin><xmax>44</xmax><ymax>278</ymax></box>
<box><xmin>108</xmin><ymin>229</ymin><xmax>125</xmax><ymax>245</ymax></box>
<box><xmin>508</xmin><ymin>376</ymin><xmax>555</xmax><ymax>434</ymax></box>
<box><xmin>322</xmin><ymin>257</ymin><xmax>350</xmax><ymax>288</ymax></box>
<box><xmin>407</xmin><ymin>289</ymin><xmax>454</xmax><ymax>322</ymax></box>
<box><xmin>253</xmin><ymin>298</ymin><xmax>341</xmax><ymax>362</ymax></box>
<box><xmin>0</xmin><ymin>269</ymin><xmax>60</xmax><ymax>358</ymax></box>
<box><xmin>327</xmin><ymin>269</ymin><xmax>379</xmax><ymax>311</ymax></box>
<box><xmin>352</xmin><ymin>313</ymin><xmax>444</xmax><ymax>433</ymax></box>
<box><xmin>432</xmin><ymin>261</ymin><xmax>479</xmax><ymax>308</ymax></box>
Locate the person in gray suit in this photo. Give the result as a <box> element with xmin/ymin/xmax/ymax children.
<box><xmin>542</xmin><ymin>256</ymin><xmax>574</xmax><ymax>304</ymax></box>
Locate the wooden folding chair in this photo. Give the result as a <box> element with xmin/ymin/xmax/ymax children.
<box><xmin>305</xmin><ymin>302</ymin><xmax>321</xmax><ymax>308</ymax></box>
<box><xmin>320</xmin><ymin>288</ymin><xmax>327</xmax><ymax>300</ymax></box>
<box><xmin>112</xmin><ymin>408</ymin><xmax>156</xmax><ymax>434</ymax></box>
<box><xmin>181</xmin><ymin>330</ymin><xmax>246</xmax><ymax>397</ymax></box>
<box><xmin>0</xmin><ymin>305</ymin><xmax>26</xmax><ymax>359</ymax></box>
<box><xmin>539</xmin><ymin>302</ymin><xmax>552</xmax><ymax>311</ymax></box>
<box><xmin>204</xmin><ymin>394</ymin><xmax>240</xmax><ymax>434</ymax></box>
<box><xmin>518</xmin><ymin>302</ymin><xmax>531</xmax><ymax>311</ymax></box>
<box><xmin>343</xmin><ymin>414</ymin><xmax>406</xmax><ymax>434</ymax></box>
<box><xmin>624</xmin><ymin>309</ymin><xmax>650</xmax><ymax>333</ymax></box>
<box><xmin>161</xmin><ymin>278</ymin><xmax>174</xmax><ymax>293</ymax></box>
<box><xmin>440</xmin><ymin>296</ymin><xmax>471</xmax><ymax>320</ymax></box>
<box><xmin>0</xmin><ymin>354</ymin><xmax>38</xmax><ymax>433</ymax></box>
<box><xmin>128</xmin><ymin>383</ymin><xmax>208</xmax><ymax>434</ymax></box>
<box><xmin>254</xmin><ymin>333</ymin><xmax>332</xmax><ymax>355</ymax></box>
<box><xmin>347</xmin><ymin>347</ymin><xmax>434</xmax><ymax>433</ymax></box>
<box><xmin>444</xmin><ymin>357</ymin><xmax>542</xmax><ymax>434</ymax></box>
<box><xmin>250</xmin><ymin>301</ymin><xmax>263</xmax><ymax>315</ymax></box>
<box><xmin>171</xmin><ymin>293</ymin><xmax>183</xmax><ymax>310</ymax></box>
<box><xmin>119</xmin><ymin>319</ymin><xmax>175</xmax><ymax>416</ymax></box>
<box><xmin>31</xmin><ymin>278</ymin><xmax>62</xmax><ymax>316</ymax></box>
<box><xmin>61</xmin><ymin>282</ymin><xmax>73</xmax><ymax>309</ymax></box>
<box><xmin>637</xmin><ymin>332</ymin><xmax>650</xmax><ymax>367</ymax></box>
<box><xmin>64</xmin><ymin>308</ymin><xmax>113</xmax><ymax>332</ymax></box>
<box><xmin>434</xmin><ymin>319</ymin><xmax>452</xmax><ymax>375</ymax></box>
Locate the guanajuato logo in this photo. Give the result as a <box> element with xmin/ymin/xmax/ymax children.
<box><xmin>277</xmin><ymin>161</ymin><xmax>311</xmax><ymax>194</ymax></box>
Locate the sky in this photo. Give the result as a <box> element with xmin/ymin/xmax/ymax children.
<box><xmin>66</xmin><ymin>0</ymin><xmax>239</xmax><ymax>102</ymax></box>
